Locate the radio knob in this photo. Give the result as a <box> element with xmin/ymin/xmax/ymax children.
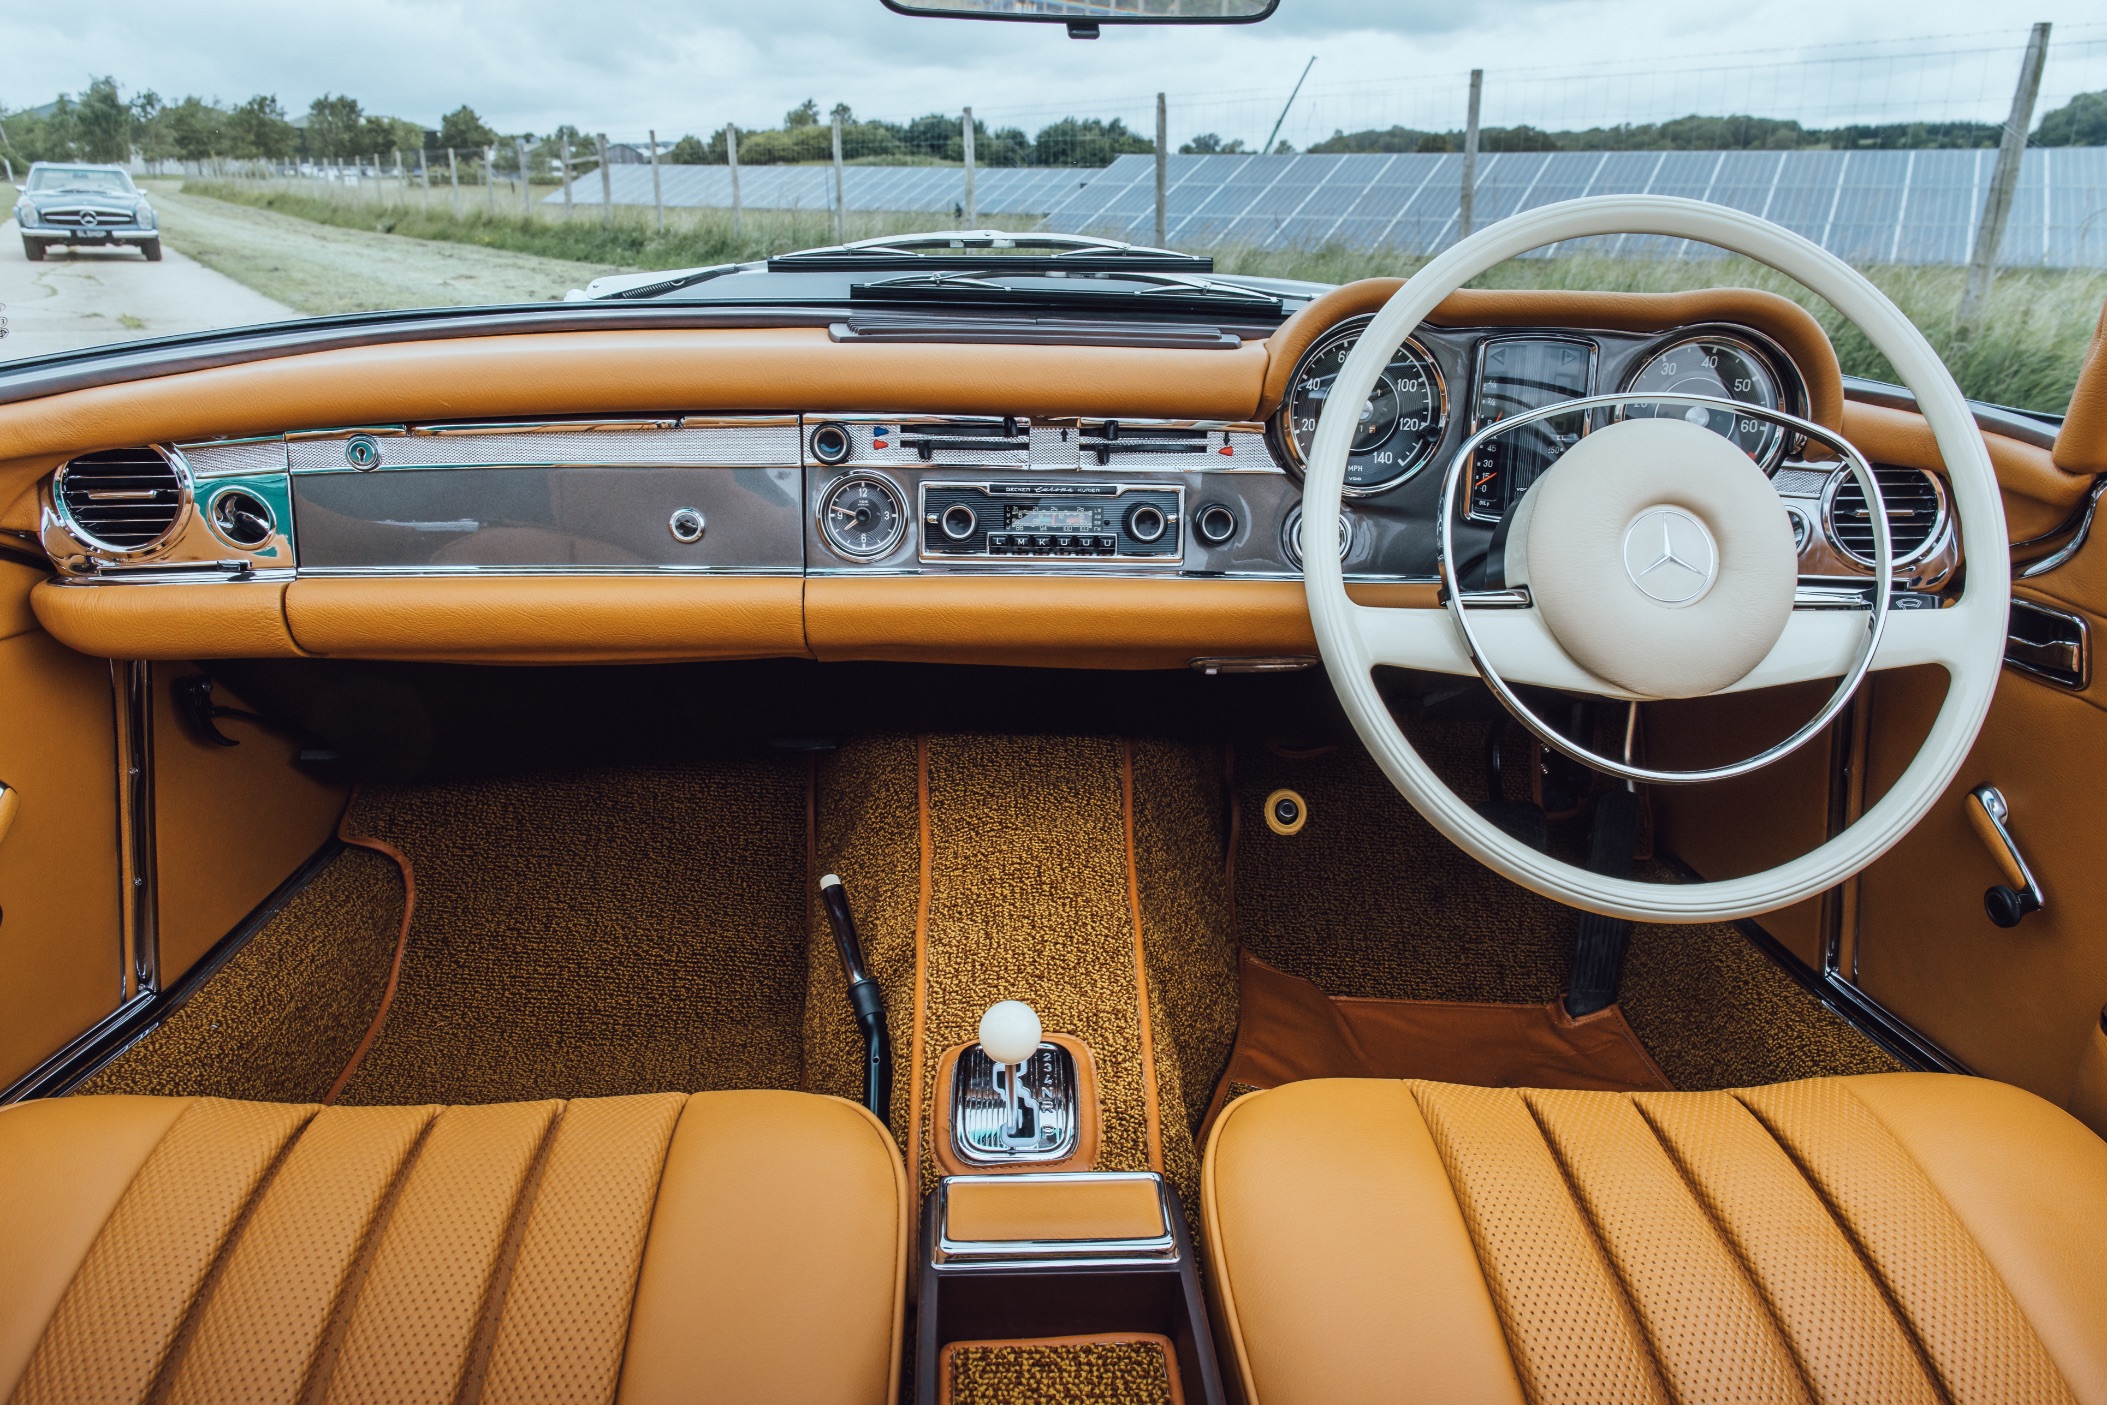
<box><xmin>1124</xmin><ymin>502</ymin><xmax>1168</xmax><ymax>544</ymax></box>
<box><xmin>940</xmin><ymin>503</ymin><xmax>978</xmax><ymax>541</ymax></box>
<box><xmin>1194</xmin><ymin>502</ymin><xmax>1238</xmax><ymax>546</ymax></box>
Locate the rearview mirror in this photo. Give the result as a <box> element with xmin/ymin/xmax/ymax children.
<box><xmin>882</xmin><ymin>0</ymin><xmax>1275</xmax><ymax>31</ymax></box>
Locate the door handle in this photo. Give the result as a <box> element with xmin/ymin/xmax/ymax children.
<box><xmin>1966</xmin><ymin>785</ymin><xmax>2043</xmax><ymax>927</ymax></box>
<box><xmin>0</xmin><ymin>783</ymin><xmax>15</xmax><ymax>847</ymax></box>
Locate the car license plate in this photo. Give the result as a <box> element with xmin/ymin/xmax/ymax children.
<box><xmin>74</xmin><ymin>229</ymin><xmax>110</xmax><ymax>240</ymax></box>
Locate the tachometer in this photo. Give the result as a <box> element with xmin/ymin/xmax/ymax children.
<box><xmin>1273</xmin><ymin>317</ymin><xmax>1447</xmax><ymax>495</ymax></box>
<box><xmin>819</xmin><ymin>475</ymin><xmax>905</xmax><ymax>559</ymax></box>
<box><xmin>1619</xmin><ymin>332</ymin><xmax>1788</xmax><ymax>469</ymax></box>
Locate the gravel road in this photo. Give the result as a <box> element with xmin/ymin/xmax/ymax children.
<box><xmin>0</xmin><ymin>218</ymin><xmax>296</xmax><ymax>362</ymax></box>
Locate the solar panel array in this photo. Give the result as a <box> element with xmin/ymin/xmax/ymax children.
<box><xmin>566</xmin><ymin>146</ymin><xmax>2107</xmax><ymax>266</ymax></box>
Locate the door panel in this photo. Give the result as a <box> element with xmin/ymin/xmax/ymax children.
<box><xmin>0</xmin><ymin>562</ymin><xmax>123</xmax><ymax>1089</ymax></box>
<box><xmin>1854</xmin><ymin>663</ymin><xmax>2106</xmax><ymax>1104</ymax></box>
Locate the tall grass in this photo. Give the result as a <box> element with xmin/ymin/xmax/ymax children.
<box><xmin>176</xmin><ymin>177</ymin><xmax>1041</xmax><ymax>275</ymax></box>
<box><xmin>179</xmin><ymin>177</ymin><xmax>2102</xmax><ymax>414</ymax></box>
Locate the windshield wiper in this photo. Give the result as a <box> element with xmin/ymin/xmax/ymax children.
<box><xmin>599</xmin><ymin>263</ymin><xmax>742</xmax><ymax>300</ymax></box>
<box><xmin>772</xmin><ymin>229</ymin><xmax>1211</xmax><ymax>274</ymax></box>
<box><xmin>851</xmin><ymin>268</ymin><xmax>1280</xmax><ymax>317</ymax></box>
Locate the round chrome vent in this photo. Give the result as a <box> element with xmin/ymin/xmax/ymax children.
<box><xmin>56</xmin><ymin>446</ymin><xmax>189</xmax><ymax>554</ymax></box>
<box><xmin>207</xmin><ymin>487</ymin><xmax>276</xmax><ymax>548</ymax></box>
<box><xmin>1824</xmin><ymin>464</ymin><xmax>1946</xmax><ymax>569</ymax></box>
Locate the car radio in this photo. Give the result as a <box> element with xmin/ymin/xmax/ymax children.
<box><xmin>919</xmin><ymin>481</ymin><xmax>1182</xmax><ymax>564</ymax></box>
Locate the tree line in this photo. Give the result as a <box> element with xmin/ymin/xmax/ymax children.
<box><xmin>7</xmin><ymin>78</ymin><xmax>2099</xmax><ymax>176</ymax></box>
<box><xmin>0</xmin><ymin>81</ymin><xmax>1157</xmax><ymax>173</ymax></box>
<box><xmin>1298</xmin><ymin>97</ymin><xmax>2107</xmax><ymax>157</ymax></box>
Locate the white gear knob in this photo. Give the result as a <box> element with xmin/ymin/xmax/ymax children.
<box><xmin>978</xmin><ymin>1000</ymin><xmax>1042</xmax><ymax>1065</ymax></box>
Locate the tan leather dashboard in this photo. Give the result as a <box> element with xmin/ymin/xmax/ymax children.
<box><xmin>5</xmin><ymin>282</ymin><xmax>2094</xmax><ymax>668</ymax></box>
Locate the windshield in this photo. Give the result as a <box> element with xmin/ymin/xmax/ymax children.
<box><xmin>26</xmin><ymin>167</ymin><xmax>137</xmax><ymax>194</ymax></box>
<box><xmin>2</xmin><ymin>13</ymin><xmax>2104</xmax><ymax>414</ymax></box>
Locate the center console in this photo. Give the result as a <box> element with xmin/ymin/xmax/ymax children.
<box><xmin>917</xmin><ymin>1173</ymin><xmax>1225</xmax><ymax>1405</ymax></box>
<box><xmin>915</xmin><ymin>1001</ymin><xmax>1227</xmax><ymax>1405</ymax></box>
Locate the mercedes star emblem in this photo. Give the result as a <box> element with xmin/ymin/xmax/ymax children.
<box><xmin>1621</xmin><ymin>506</ymin><xmax>1719</xmax><ymax>606</ymax></box>
<box><xmin>80</xmin><ymin>210</ymin><xmax>99</xmax><ymax>227</ymax></box>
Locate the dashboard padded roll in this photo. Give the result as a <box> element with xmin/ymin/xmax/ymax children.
<box><xmin>31</xmin><ymin>581</ymin><xmax>302</xmax><ymax>659</ymax></box>
<box><xmin>282</xmin><ymin>575</ymin><xmax>807</xmax><ymax>663</ymax></box>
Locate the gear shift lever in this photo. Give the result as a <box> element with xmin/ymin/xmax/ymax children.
<box><xmin>979</xmin><ymin>1000</ymin><xmax>1042</xmax><ymax>1138</ymax></box>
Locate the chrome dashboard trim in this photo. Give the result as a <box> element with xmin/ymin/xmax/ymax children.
<box><xmin>286</xmin><ymin>417</ymin><xmax>800</xmax><ymax>472</ymax></box>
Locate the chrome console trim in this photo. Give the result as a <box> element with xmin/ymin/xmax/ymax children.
<box><xmin>933</xmin><ymin>1172</ymin><xmax>1179</xmax><ymax>1267</ymax></box>
<box><xmin>113</xmin><ymin>661</ymin><xmax>158</xmax><ymax>999</ymax></box>
<box><xmin>950</xmin><ymin>1042</ymin><xmax>1082</xmax><ymax>1166</ymax></box>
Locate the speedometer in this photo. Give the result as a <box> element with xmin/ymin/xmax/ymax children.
<box><xmin>1619</xmin><ymin>332</ymin><xmax>1789</xmax><ymax>469</ymax></box>
<box><xmin>1273</xmin><ymin>316</ymin><xmax>1447</xmax><ymax>495</ymax></box>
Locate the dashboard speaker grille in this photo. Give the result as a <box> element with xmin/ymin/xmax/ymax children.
<box><xmin>1827</xmin><ymin>465</ymin><xmax>1944</xmax><ymax>568</ymax></box>
<box><xmin>58</xmin><ymin>447</ymin><xmax>186</xmax><ymax>552</ymax></box>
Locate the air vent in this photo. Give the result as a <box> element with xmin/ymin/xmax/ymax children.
<box><xmin>207</xmin><ymin>488</ymin><xmax>275</xmax><ymax>548</ymax></box>
<box><xmin>1826</xmin><ymin>465</ymin><xmax>1945</xmax><ymax>569</ymax></box>
<box><xmin>57</xmin><ymin>447</ymin><xmax>187</xmax><ymax>553</ymax></box>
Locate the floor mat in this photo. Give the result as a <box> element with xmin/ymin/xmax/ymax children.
<box><xmin>79</xmin><ymin>846</ymin><xmax>404</xmax><ymax>1103</ymax></box>
<box><xmin>332</xmin><ymin>755</ymin><xmax>809</xmax><ymax>1104</ymax></box>
<box><xmin>1215</xmin><ymin>954</ymin><xmax>1669</xmax><ymax>1123</ymax></box>
<box><xmin>812</xmin><ymin>735</ymin><xmax>1211</xmax><ymax>1208</ymax></box>
<box><xmin>1232</xmin><ymin>740</ymin><xmax>1899</xmax><ymax>1088</ymax></box>
<box><xmin>940</xmin><ymin>1334</ymin><xmax>1180</xmax><ymax>1405</ymax></box>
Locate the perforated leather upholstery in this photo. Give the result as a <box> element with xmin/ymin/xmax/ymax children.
<box><xmin>1202</xmin><ymin>1075</ymin><xmax>2107</xmax><ymax>1405</ymax></box>
<box><xmin>0</xmin><ymin>1090</ymin><xmax>907</xmax><ymax>1405</ymax></box>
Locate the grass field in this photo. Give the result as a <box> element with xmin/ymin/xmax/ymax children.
<box><xmin>179</xmin><ymin>177</ymin><xmax>2103</xmax><ymax>414</ymax></box>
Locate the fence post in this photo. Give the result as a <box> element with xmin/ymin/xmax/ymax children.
<box><xmin>449</xmin><ymin>148</ymin><xmax>460</xmax><ymax>216</ymax></box>
<box><xmin>419</xmin><ymin>148</ymin><xmax>430</xmax><ymax>207</ymax></box>
<box><xmin>486</xmin><ymin>145</ymin><xmax>497</xmax><ymax>211</ymax></box>
<box><xmin>518</xmin><ymin>138</ymin><xmax>532</xmax><ymax>217</ymax></box>
<box><xmin>1959</xmin><ymin>22</ymin><xmax>2052</xmax><ymax>339</ymax></box>
<box><xmin>1460</xmin><ymin>68</ymin><xmax>1483</xmax><ymax>240</ymax></box>
<box><xmin>962</xmin><ymin>107</ymin><xmax>977</xmax><ymax>228</ymax></box>
<box><xmin>649</xmin><ymin>127</ymin><xmax>664</xmax><ymax>233</ymax></box>
<box><xmin>728</xmin><ymin>125</ymin><xmax>742</xmax><ymax>239</ymax></box>
<box><xmin>561</xmin><ymin>135</ymin><xmax>575</xmax><ymax>220</ymax></box>
<box><xmin>831</xmin><ymin>111</ymin><xmax>846</xmax><ymax>243</ymax></box>
<box><xmin>597</xmin><ymin>133</ymin><xmax>613</xmax><ymax>228</ymax></box>
<box><xmin>1154</xmin><ymin>91</ymin><xmax>1167</xmax><ymax>247</ymax></box>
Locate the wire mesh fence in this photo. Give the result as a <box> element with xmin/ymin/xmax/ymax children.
<box><xmin>183</xmin><ymin>22</ymin><xmax>2107</xmax><ymax>268</ymax></box>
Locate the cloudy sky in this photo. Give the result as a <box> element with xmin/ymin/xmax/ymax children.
<box><xmin>4</xmin><ymin>1</ymin><xmax>2102</xmax><ymax>149</ymax></box>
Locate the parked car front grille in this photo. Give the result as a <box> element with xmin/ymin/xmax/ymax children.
<box><xmin>40</xmin><ymin>207</ymin><xmax>137</xmax><ymax>228</ymax></box>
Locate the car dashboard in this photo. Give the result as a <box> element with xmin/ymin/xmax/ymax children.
<box><xmin>15</xmin><ymin>277</ymin><xmax>2036</xmax><ymax>673</ymax></box>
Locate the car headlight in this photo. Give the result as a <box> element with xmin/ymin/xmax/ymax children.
<box><xmin>15</xmin><ymin>204</ymin><xmax>35</xmax><ymax>228</ymax></box>
<box><xmin>137</xmin><ymin>204</ymin><xmax>155</xmax><ymax>229</ymax></box>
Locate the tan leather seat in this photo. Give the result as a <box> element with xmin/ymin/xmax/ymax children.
<box><xmin>0</xmin><ymin>1089</ymin><xmax>907</xmax><ymax>1404</ymax></box>
<box><xmin>1203</xmin><ymin>1074</ymin><xmax>2107</xmax><ymax>1405</ymax></box>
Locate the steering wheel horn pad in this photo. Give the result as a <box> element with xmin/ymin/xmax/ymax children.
<box><xmin>1507</xmin><ymin>418</ymin><xmax>1798</xmax><ymax>699</ymax></box>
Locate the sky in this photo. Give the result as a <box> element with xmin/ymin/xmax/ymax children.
<box><xmin>3</xmin><ymin>1</ymin><xmax>2103</xmax><ymax>151</ymax></box>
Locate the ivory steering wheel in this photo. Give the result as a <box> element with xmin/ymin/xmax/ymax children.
<box><xmin>1301</xmin><ymin>195</ymin><xmax>2008</xmax><ymax>923</ymax></box>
